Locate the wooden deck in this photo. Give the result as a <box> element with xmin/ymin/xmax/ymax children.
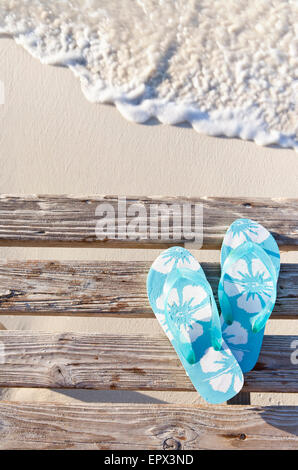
<box><xmin>0</xmin><ymin>195</ymin><xmax>297</xmax><ymax>449</ymax></box>
<box><xmin>0</xmin><ymin>402</ymin><xmax>297</xmax><ymax>450</ymax></box>
<box><xmin>0</xmin><ymin>331</ymin><xmax>296</xmax><ymax>393</ymax></box>
<box><xmin>0</xmin><ymin>195</ymin><xmax>296</xmax><ymax>248</ymax></box>
<box><xmin>0</xmin><ymin>260</ymin><xmax>296</xmax><ymax>319</ymax></box>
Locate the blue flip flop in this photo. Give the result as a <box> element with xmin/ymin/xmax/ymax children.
<box><xmin>147</xmin><ymin>246</ymin><xmax>244</xmax><ymax>404</ymax></box>
<box><xmin>219</xmin><ymin>219</ymin><xmax>280</xmax><ymax>373</ymax></box>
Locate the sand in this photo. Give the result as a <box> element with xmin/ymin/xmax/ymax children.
<box><xmin>0</xmin><ymin>38</ymin><xmax>297</xmax><ymax>405</ymax></box>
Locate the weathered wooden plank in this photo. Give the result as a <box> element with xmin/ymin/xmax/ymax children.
<box><xmin>0</xmin><ymin>260</ymin><xmax>296</xmax><ymax>319</ymax></box>
<box><xmin>0</xmin><ymin>195</ymin><xmax>297</xmax><ymax>248</ymax></box>
<box><xmin>0</xmin><ymin>402</ymin><xmax>297</xmax><ymax>449</ymax></box>
<box><xmin>0</xmin><ymin>331</ymin><xmax>295</xmax><ymax>393</ymax></box>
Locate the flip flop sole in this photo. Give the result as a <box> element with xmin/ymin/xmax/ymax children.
<box><xmin>219</xmin><ymin>220</ymin><xmax>280</xmax><ymax>373</ymax></box>
<box><xmin>147</xmin><ymin>247</ymin><xmax>244</xmax><ymax>404</ymax></box>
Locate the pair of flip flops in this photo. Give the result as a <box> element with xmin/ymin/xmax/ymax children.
<box><xmin>147</xmin><ymin>219</ymin><xmax>280</xmax><ymax>404</ymax></box>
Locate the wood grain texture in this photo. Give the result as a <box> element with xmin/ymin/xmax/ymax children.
<box><xmin>0</xmin><ymin>260</ymin><xmax>296</xmax><ymax>318</ymax></box>
<box><xmin>0</xmin><ymin>195</ymin><xmax>297</xmax><ymax>248</ymax></box>
<box><xmin>0</xmin><ymin>402</ymin><xmax>297</xmax><ymax>449</ymax></box>
<box><xmin>0</xmin><ymin>331</ymin><xmax>296</xmax><ymax>393</ymax></box>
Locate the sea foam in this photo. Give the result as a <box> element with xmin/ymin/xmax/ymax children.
<box><xmin>0</xmin><ymin>0</ymin><xmax>297</xmax><ymax>149</ymax></box>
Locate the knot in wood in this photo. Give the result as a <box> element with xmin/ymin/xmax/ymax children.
<box><xmin>163</xmin><ymin>437</ymin><xmax>181</xmax><ymax>450</ymax></box>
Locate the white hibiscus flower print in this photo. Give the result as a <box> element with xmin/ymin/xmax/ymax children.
<box><xmin>156</xmin><ymin>284</ymin><xmax>212</xmax><ymax>344</ymax></box>
<box><xmin>200</xmin><ymin>347</ymin><xmax>232</xmax><ymax>373</ymax></box>
<box><xmin>231</xmin><ymin>349</ymin><xmax>244</xmax><ymax>363</ymax></box>
<box><xmin>233</xmin><ymin>375</ymin><xmax>244</xmax><ymax>392</ymax></box>
<box><xmin>220</xmin><ymin>320</ymin><xmax>248</xmax><ymax>364</ymax></box>
<box><xmin>223</xmin><ymin>257</ymin><xmax>274</xmax><ymax>314</ymax></box>
<box><xmin>200</xmin><ymin>345</ymin><xmax>242</xmax><ymax>393</ymax></box>
<box><xmin>224</xmin><ymin>219</ymin><xmax>269</xmax><ymax>250</ymax></box>
<box><xmin>155</xmin><ymin>312</ymin><xmax>174</xmax><ymax>341</ymax></box>
<box><xmin>221</xmin><ymin>320</ymin><xmax>248</xmax><ymax>345</ymax></box>
<box><xmin>152</xmin><ymin>247</ymin><xmax>201</xmax><ymax>274</ymax></box>
<box><xmin>209</xmin><ymin>373</ymin><xmax>233</xmax><ymax>393</ymax></box>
